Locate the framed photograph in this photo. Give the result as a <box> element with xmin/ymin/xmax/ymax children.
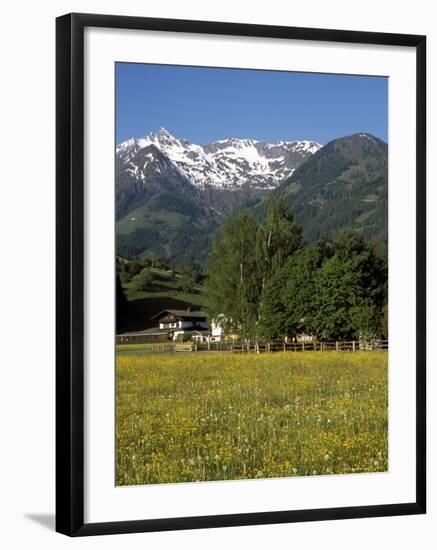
<box><xmin>56</xmin><ymin>13</ymin><xmax>426</xmax><ymax>536</ymax></box>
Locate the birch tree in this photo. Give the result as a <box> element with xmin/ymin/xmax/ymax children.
<box><xmin>205</xmin><ymin>211</ymin><xmax>262</xmax><ymax>339</ymax></box>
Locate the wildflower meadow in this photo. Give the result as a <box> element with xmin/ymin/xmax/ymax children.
<box><xmin>116</xmin><ymin>351</ymin><xmax>388</xmax><ymax>485</ymax></box>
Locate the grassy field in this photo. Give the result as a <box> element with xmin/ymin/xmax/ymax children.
<box><xmin>116</xmin><ymin>351</ymin><xmax>388</xmax><ymax>486</ymax></box>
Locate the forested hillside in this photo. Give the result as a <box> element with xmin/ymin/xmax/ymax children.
<box><xmin>266</xmin><ymin>133</ymin><xmax>388</xmax><ymax>248</ymax></box>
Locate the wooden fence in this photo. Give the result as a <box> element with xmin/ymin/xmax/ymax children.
<box><xmin>149</xmin><ymin>340</ymin><xmax>388</xmax><ymax>353</ymax></box>
<box><xmin>231</xmin><ymin>340</ymin><xmax>388</xmax><ymax>353</ymax></box>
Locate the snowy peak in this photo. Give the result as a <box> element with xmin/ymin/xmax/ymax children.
<box><xmin>144</xmin><ymin>127</ymin><xmax>185</xmax><ymax>149</ymax></box>
<box><xmin>116</xmin><ymin>129</ymin><xmax>322</xmax><ymax>191</ymax></box>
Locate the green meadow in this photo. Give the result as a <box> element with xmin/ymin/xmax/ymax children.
<box><xmin>116</xmin><ymin>351</ymin><xmax>388</xmax><ymax>485</ymax></box>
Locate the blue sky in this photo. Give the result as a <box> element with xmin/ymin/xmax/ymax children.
<box><xmin>116</xmin><ymin>63</ymin><xmax>388</xmax><ymax>145</ymax></box>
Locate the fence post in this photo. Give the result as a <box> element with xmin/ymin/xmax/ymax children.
<box><xmin>302</xmin><ymin>342</ymin><xmax>305</xmax><ymax>352</ymax></box>
<box><xmin>336</xmin><ymin>341</ymin><xmax>339</xmax><ymax>352</ymax></box>
<box><xmin>283</xmin><ymin>342</ymin><xmax>286</xmax><ymax>352</ymax></box>
<box><xmin>352</xmin><ymin>341</ymin><xmax>356</xmax><ymax>352</ymax></box>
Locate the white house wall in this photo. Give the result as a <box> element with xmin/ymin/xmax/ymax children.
<box><xmin>211</xmin><ymin>322</ymin><xmax>223</xmax><ymax>338</ymax></box>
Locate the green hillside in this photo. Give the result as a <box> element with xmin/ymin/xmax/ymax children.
<box><xmin>268</xmin><ymin>133</ymin><xmax>388</xmax><ymax>247</ymax></box>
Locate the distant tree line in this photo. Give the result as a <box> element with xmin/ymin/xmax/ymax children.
<box><xmin>205</xmin><ymin>198</ymin><xmax>387</xmax><ymax>342</ymax></box>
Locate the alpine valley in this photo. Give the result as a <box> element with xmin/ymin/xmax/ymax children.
<box><xmin>116</xmin><ymin>128</ymin><xmax>387</xmax><ymax>266</ymax></box>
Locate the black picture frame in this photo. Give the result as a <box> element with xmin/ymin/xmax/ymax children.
<box><xmin>56</xmin><ymin>12</ymin><xmax>426</xmax><ymax>537</ymax></box>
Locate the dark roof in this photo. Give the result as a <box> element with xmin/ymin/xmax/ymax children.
<box><xmin>151</xmin><ymin>309</ymin><xmax>207</xmax><ymax>320</ymax></box>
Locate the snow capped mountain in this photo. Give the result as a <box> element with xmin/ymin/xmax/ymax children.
<box><xmin>116</xmin><ymin>128</ymin><xmax>322</xmax><ymax>191</ymax></box>
<box><xmin>115</xmin><ymin>130</ymin><xmax>387</xmax><ymax>264</ymax></box>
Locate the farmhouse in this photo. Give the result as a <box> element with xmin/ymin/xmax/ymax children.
<box><xmin>116</xmin><ymin>309</ymin><xmax>210</xmax><ymax>344</ymax></box>
<box><xmin>153</xmin><ymin>309</ymin><xmax>209</xmax><ymax>340</ymax></box>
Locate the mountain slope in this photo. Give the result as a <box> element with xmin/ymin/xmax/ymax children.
<box><xmin>267</xmin><ymin>133</ymin><xmax>388</xmax><ymax>246</ymax></box>
<box><xmin>116</xmin><ymin>144</ymin><xmax>220</xmax><ymax>263</ymax></box>
<box><xmin>115</xmin><ymin>129</ymin><xmax>322</xmax><ymax>262</ymax></box>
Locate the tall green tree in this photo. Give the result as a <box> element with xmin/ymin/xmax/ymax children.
<box><xmin>205</xmin><ymin>211</ymin><xmax>262</xmax><ymax>339</ymax></box>
<box><xmin>312</xmin><ymin>231</ymin><xmax>387</xmax><ymax>340</ymax></box>
<box><xmin>205</xmin><ymin>202</ymin><xmax>303</xmax><ymax>340</ymax></box>
<box><xmin>256</xmin><ymin>197</ymin><xmax>302</xmax><ymax>290</ymax></box>
<box><xmin>260</xmin><ymin>230</ymin><xmax>386</xmax><ymax>342</ymax></box>
<box><xmin>312</xmin><ymin>254</ymin><xmax>362</xmax><ymax>340</ymax></box>
<box><xmin>260</xmin><ymin>244</ymin><xmax>325</xmax><ymax>340</ymax></box>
